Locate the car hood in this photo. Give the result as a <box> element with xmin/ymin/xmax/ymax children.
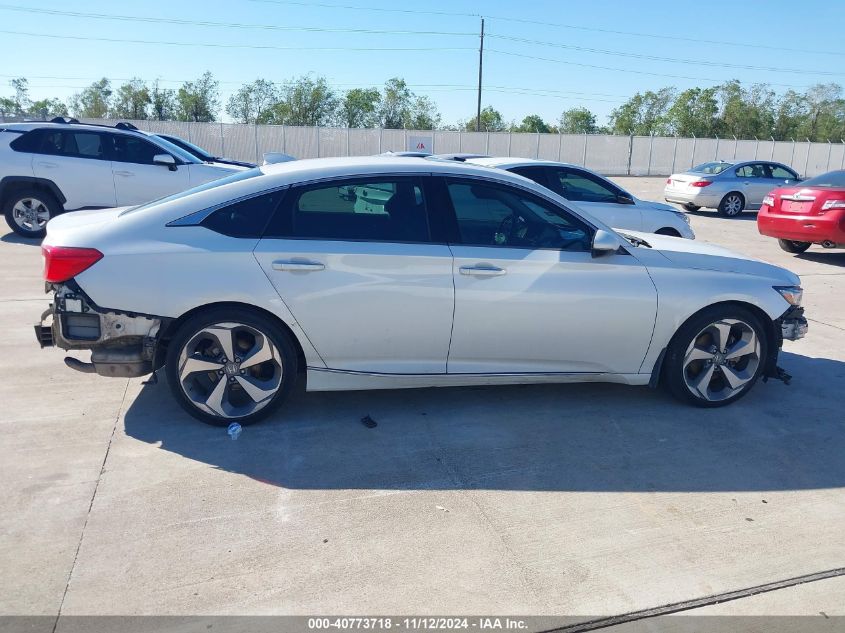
<box><xmin>635</xmin><ymin>197</ymin><xmax>683</xmax><ymax>213</ymax></box>
<box><xmin>621</xmin><ymin>230</ymin><xmax>800</xmax><ymax>284</ymax></box>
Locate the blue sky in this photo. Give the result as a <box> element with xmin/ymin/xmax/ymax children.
<box><xmin>1</xmin><ymin>0</ymin><xmax>843</xmax><ymax>126</ymax></box>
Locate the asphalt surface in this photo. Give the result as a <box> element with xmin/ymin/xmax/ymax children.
<box><xmin>1</xmin><ymin>177</ymin><xmax>843</xmax><ymax>631</ymax></box>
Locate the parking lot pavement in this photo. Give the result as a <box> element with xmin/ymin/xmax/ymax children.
<box><xmin>1</xmin><ymin>178</ymin><xmax>844</xmax><ymax>628</ymax></box>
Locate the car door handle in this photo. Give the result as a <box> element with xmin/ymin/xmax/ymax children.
<box><xmin>36</xmin><ymin>161</ymin><xmax>57</xmax><ymax>168</ymax></box>
<box><xmin>272</xmin><ymin>259</ymin><xmax>325</xmax><ymax>272</ymax></box>
<box><xmin>114</xmin><ymin>170</ymin><xmax>135</xmax><ymax>177</ymax></box>
<box><xmin>459</xmin><ymin>265</ymin><xmax>506</xmax><ymax>277</ymax></box>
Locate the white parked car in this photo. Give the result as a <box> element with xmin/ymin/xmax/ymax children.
<box><xmin>34</xmin><ymin>157</ymin><xmax>807</xmax><ymax>426</ymax></box>
<box><xmin>0</xmin><ymin>119</ymin><xmax>247</xmax><ymax>237</ymax></box>
<box><xmin>468</xmin><ymin>157</ymin><xmax>695</xmax><ymax>239</ymax></box>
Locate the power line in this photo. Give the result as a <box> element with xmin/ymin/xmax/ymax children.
<box><xmin>487</xmin><ymin>34</ymin><xmax>845</xmax><ymax>77</ymax></box>
<box><xmin>0</xmin><ymin>30</ymin><xmax>474</xmax><ymax>52</ymax></box>
<box><xmin>244</xmin><ymin>0</ymin><xmax>478</xmax><ymax>18</ymax></box>
<box><xmin>0</xmin><ymin>4</ymin><xmax>473</xmax><ymax>37</ymax></box>
<box><xmin>486</xmin><ymin>49</ymin><xmax>813</xmax><ymax>89</ymax></box>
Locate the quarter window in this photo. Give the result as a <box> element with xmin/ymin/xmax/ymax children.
<box><xmin>446</xmin><ymin>179</ymin><xmax>591</xmax><ymax>251</ymax></box>
<box><xmin>201</xmin><ymin>190</ymin><xmax>283</xmax><ymax>238</ymax></box>
<box><xmin>40</xmin><ymin>131</ymin><xmax>107</xmax><ymax>159</ymax></box>
<box><xmin>551</xmin><ymin>169</ymin><xmax>619</xmax><ymax>203</ymax></box>
<box><xmin>278</xmin><ymin>178</ymin><xmax>430</xmax><ymax>242</ymax></box>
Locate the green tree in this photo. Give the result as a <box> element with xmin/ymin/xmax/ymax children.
<box><xmin>29</xmin><ymin>98</ymin><xmax>68</xmax><ymax>119</ymax></box>
<box><xmin>380</xmin><ymin>77</ymin><xmax>412</xmax><ymax>128</ymax></box>
<box><xmin>773</xmin><ymin>90</ymin><xmax>807</xmax><ymax>140</ymax></box>
<box><xmin>176</xmin><ymin>71</ymin><xmax>219</xmax><ymax>122</ymax></box>
<box><xmin>406</xmin><ymin>95</ymin><xmax>440</xmax><ymax>130</ymax></box>
<box><xmin>665</xmin><ymin>87</ymin><xmax>719</xmax><ymax>137</ymax></box>
<box><xmin>9</xmin><ymin>78</ymin><xmax>31</xmax><ymax>115</ymax></box>
<box><xmin>514</xmin><ymin>114</ymin><xmax>553</xmax><ymax>133</ymax></box>
<box><xmin>715</xmin><ymin>80</ymin><xmax>775</xmax><ymax>139</ymax></box>
<box><xmin>226</xmin><ymin>79</ymin><xmax>278</xmax><ymax>124</ymax></box>
<box><xmin>800</xmin><ymin>83</ymin><xmax>845</xmax><ymax>141</ymax></box>
<box><xmin>111</xmin><ymin>78</ymin><xmax>151</xmax><ymax>120</ymax></box>
<box><xmin>464</xmin><ymin>105</ymin><xmax>506</xmax><ymax>131</ymax></box>
<box><xmin>609</xmin><ymin>87</ymin><xmax>675</xmax><ymax>135</ymax></box>
<box><xmin>340</xmin><ymin>87</ymin><xmax>381</xmax><ymax>128</ymax></box>
<box><xmin>265</xmin><ymin>75</ymin><xmax>338</xmax><ymax>126</ymax></box>
<box><xmin>69</xmin><ymin>78</ymin><xmax>112</xmax><ymax>118</ymax></box>
<box><xmin>150</xmin><ymin>80</ymin><xmax>177</xmax><ymax>121</ymax></box>
<box><xmin>559</xmin><ymin>107</ymin><xmax>598</xmax><ymax>134</ymax></box>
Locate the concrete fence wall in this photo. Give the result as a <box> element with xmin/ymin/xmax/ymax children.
<box><xmin>38</xmin><ymin>118</ymin><xmax>845</xmax><ymax>177</ymax></box>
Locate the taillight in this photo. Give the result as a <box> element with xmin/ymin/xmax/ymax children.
<box><xmin>42</xmin><ymin>245</ymin><xmax>103</xmax><ymax>283</ymax></box>
<box><xmin>821</xmin><ymin>199</ymin><xmax>845</xmax><ymax>211</ymax></box>
<box><xmin>666</xmin><ymin>178</ymin><xmax>671</xmax><ymax>184</ymax></box>
<box><xmin>762</xmin><ymin>195</ymin><xmax>774</xmax><ymax>207</ymax></box>
<box><xmin>690</xmin><ymin>180</ymin><xmax>712</xmax><ymax>187</ymax></box>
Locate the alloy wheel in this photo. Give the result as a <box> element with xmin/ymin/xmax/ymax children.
<box><xmin>11</xmin><ymin>197</ymin><xmax>50</xmax><ymax>232</ymax></box>
<box><xmin>682</xmin><ymin>318</ymin><xmax>760</xmax><ymax>402</ymax></box>
<box><xmin>723</xmin><ymin>195</ymin><xmax>743</xmax><ymax>216</ymax></box>
<box><xmin>177</xmin><ymin>321</ymin><xmax>284</xmax><ymax>419</ymax></box>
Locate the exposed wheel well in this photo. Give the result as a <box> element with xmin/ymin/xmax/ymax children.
<box><xmin>651</xmin><ymin>300</ymin><xmax>777</xmax><ymax>387</ymax></box>
<box><xmin>655</xmin><ymin>227</ymin><xmax>681</xmax><ymax>237</ymax></box>
<box><xmin>155</xmin><ymin>302</ymin><xmax>307</xmax><ymax>377</ymax></box>
<box><xmin>0</xmin><ymin>177</ymin><xmax>66</xmax><ymax>207</ymax></box>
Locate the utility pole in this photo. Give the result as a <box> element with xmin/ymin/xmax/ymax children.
<box><xmin>476</xmin><ymin>17</ymin><xmax>484</xmax><ymax>132</ymax></box>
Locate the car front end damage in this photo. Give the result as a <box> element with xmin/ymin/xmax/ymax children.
<box><xmin>35</xmin><ymin>281</ymin><xmax>167</xmax><ymax>378</ymax></box>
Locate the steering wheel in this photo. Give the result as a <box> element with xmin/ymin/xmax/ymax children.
<box><xmin>495</xmin><ymin>212</ymin><xmax>527</xmax><ymax>246</ymax></box>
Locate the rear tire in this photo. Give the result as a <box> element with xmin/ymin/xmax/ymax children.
<box><xmin>3</xmin><ymin>188</ymin><xmax>61</xmax><ymax>238</ymax></box>
<box><xmin>663</xmin><ymin>305</ymin><xmax>768</xmax><ymax>408</ymax></box>
<box><xmin>717</xmin><ymin>192</ymin><xmax>745</xmax><ymax>217</ymax></box>
<box><xmin>682</xmin><ymin>203</ymin><xmax>700</xmax><ymax>212</ymax></box>
<box><xmin>165</xmin><ymin>307</ymin><xmax>299</xmax><ymax>426</ymax></box>
<box><xmin>778</xmin><ymin>239</ymin><xmax>811</xmax><ymax>254</ymax></box>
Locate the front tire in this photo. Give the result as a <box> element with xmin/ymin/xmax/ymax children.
<box><xmin>683</xmin><ymin>203</ymin><xmax>700</xmax><ymax>212</ymax></box>
<box><xmin>165</xmin><ymin>307</ymin><xmax>298</xmax><ymax>426</ymax></box>
<box><xmin>3</xmin><ymin>188</ymin><xmax>61</xmax><ymax>238</ymax></box>
<box><xmin>663</xmin><ymin>305</ymin><xmax>768</xmax><ymax>408</ymax></box>
<box><xmin>717</xmin><ymin>192</ymin><xmax>745</xmax><ymax>217</ymax></box>
<box><xmin>778</xmin><ymin>239</ymin><xmax>811</xmax><ymax>254</ymax></box>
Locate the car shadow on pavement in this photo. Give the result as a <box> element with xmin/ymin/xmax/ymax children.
<box><xmin>796</xmin><ymin>250</ymin><xmax>845</xmax><ymax>266</ymax></box>
<box><xmin>687</xmin><ymin>210</ymin><xmax>758</xmax><ymax>222</ymax></box>
<box><xmin>0</xmin><ymin>231</ymin><xmax>40</xmax><ymax>245</ymax></box>
<box><xmin>123</xmin><ymin>351</ymin><xmax>845</xmax><ymax>493</ymax></box>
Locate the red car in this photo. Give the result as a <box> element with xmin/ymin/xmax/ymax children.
<box><xmin>758</xmin><ymin>170</ymin><xmax>845</xmax><ymax>253</ymax></box>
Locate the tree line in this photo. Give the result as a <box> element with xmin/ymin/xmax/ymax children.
<box><xmin>2</xmin><ymin>73</ymin><xmax>844</xmax><ymax>142</ymax></box>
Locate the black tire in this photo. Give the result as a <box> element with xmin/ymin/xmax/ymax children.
<box><xmin>682</xmin><ymin>203</ymin><xmax>700</xmax><ymax>212</ymax></box>
<box><xmin>655</xmin><ymin>227</ymin><xmax>682</xmax><ymax>237</ymax></box>
<box><xmin>165</xmin><ymin>306</ymin><xmax>299</xmax><ymax>426</ymax></box>
<box><xmin>778</xmin><ymin>239</ymin><xmax>811</xmax><ymax>254</ymax></box>
<box><xmin>663</xmin><ymin>305</ymin><xmax>768</xmax><ymax>408</ymax></box>
<box><xmin>717</xmin><ymin>192</ymin><xmax>745</xmax><ymax>217</ymax></box>
<box><xmin>2</xmin><ymin>188</ymin><xmax>61</xmax><ymax>238</ymax></box>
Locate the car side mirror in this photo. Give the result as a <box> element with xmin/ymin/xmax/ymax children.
<box><xmin>616</xmin><ymin>193</ymin><xmax>635</xmax><ymax>205</ymax></box>
<box><xmin>153</xmin><ymin>154</ymin><xmax>177</xmax><ymax>171</ymax></box>
<box><xmin>591</xmin><ymin>229</ymin><xmax>621</xmax><ymax>257</ymax></box>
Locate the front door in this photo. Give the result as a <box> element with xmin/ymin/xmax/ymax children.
<box><xmin>443</xmin><ymin>177</ymin><xmax>657</xmax><ymax>374</ymax></box>
<box><xmin>254</xmin><ymin>176</ymin><xmax>455</xmax><ymax>374</ymax></box>
<box><xmin>109</xmin><ymin>134</ymin><xmax>189</xmax><ymax>206</ymax></box>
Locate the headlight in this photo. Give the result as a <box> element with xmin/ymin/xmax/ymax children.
<box><xmin>672</xmin><ymin>210</ymin><xmax>691</xmax><ymax>224</ymax></box>
<box><xmin>774</xmin><ymin>285</ymin><xmax>803</xmax><ymax>306</ymax></box>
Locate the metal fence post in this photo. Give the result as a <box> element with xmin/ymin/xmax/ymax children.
<box><xmin>626</xmin><ymin>134</ymin><xmax>633</xmax><ymax>175</ymax></box>
<box><xmin>733</xmin><ymin>135</ymin><xmax>738</xmax><ymax>160</ymax></box>
<box><xmin>714</xmin><ymin>135</ymin><xmax>720</xmax><ymax>160</ymax></box>
<box><xmin>770</xmin><ymin>136</ymin><xmax>775</xmax><ymax>160</ymax></box>
<box><xmin>826</xmin><ymin>140</ymin><xmax>833</xmax><ymax>172</ymax></box>
<box><xmin>804</xmin><ymin>138</ymin><xmax>811</xmax><ymax>176</ymax></box>
<box><xmin>378</xmin><ymin>127</ymin><xmax>382</xmax><ymax>153</ymax></box>
<box><xmin>841</xmin><ymin>140</ymin><xmax>845</xmax><ymax>170</ymax></box>
<box><xmin>753</xmin><ymin>136</ymin><xmax>759</xmax><ymax>159</ymax></box>
<box><xmin>507</xmin><ymin>131</ymin><xmax>512</xmax><ymax>157</ymax></box>
<box><xmin>187</xmin><ymin>122</ymin><xmax>193</xmax><ymax>143</ymax></box>
<box><xmin>486</xmin><ymin>131</ymin><xmax>490</xmax><ymax>155</ymax></box>
<box><xmin>253</xmin><ymin>124</ymin><xmax>260</xmax><ymax>163</ymax></box>
<box><xmin>646</xmin><ymin>133</ymin><xmax>654</xmax><ymax>176</ymax></box>
<box><xmin>790</xmin><ymin>138</ymin><xmax>796</xmax><ymax>166</ymax></box>
<box><xmin>671</xmin><ymin>136</ymin><xmax>678</xmax><ymax>174</ymax></box>
<box><xmin>346</xmin><ymin>127</ymin><xmax>350</xmax><ymax>156</ymax></box>
<box><xmin>582</xmin><ymin>132</ymin><xmax>587</xmax><ymax>166</ymax></box>
<box><xmin>690</xmin><ymin>134</ymin><xmax>696</xmax><ymax>169</ymax></box>
<box><xmin>558</xmin><ymin>131</ymin><xmax>563</xmax><ymax>162</ymax></box>
<box><xmin>220</xmin><ymin>122</ymin><xmax>225</xmax><ymax>157</ymax></box>
<box><xmin>535</xmin><ymin>131</ymin><xmax>541</xmax><ymax>159</ymax></box>
<box><xmin>282</xmin><ymin>125</ymin><xmax>286</xmax><ymax>153</ymax></box>
<box><xmin>403</xmin><ymin>127</ymin><xmax>407</xmax><ymax>152</ymax></box>
<box><xmin>316</xmin><ymin>125</ymin><xmax>320</xmax><ymax>158</ymax></box>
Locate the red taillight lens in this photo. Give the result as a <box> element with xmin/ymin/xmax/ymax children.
<box><xmin>666</xmin><ymin>178</ymin><xmax>671</xmax><ymax>184</ymax></box>
<box><xmin>690</xmin><ymin>180</ymin><xmax>712</xmax><ymax>187</ymax></box>
<box><xmin>42</xmin><ymin>245</ymin><xmax>103</xmax><ymax>283</ymax></box>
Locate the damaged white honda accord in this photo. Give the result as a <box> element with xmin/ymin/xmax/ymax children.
<box><xmin>35</xmin><ymin>156</ymin><xmax>808</xmax><ymax>425</ymax></box>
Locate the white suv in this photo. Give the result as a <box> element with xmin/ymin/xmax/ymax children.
<box><xmin>0</xmin><ymin>119</ymin><xmax>247</xmax><ymax>237</ymax></box>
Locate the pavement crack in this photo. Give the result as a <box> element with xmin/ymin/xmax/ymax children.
<box><xmin>541</xmin><ymin>567</ymin><xmax>845</xmax><ymax>632</ymax></box>
<box><xmin>807</xmin><ymin>317</ymin><xmax>845</xmax><ymax>332</ymax></box>
<box><xmin>51</xmin><ymin>379</ymin><xmax>130</xmax><ymax>633</ymax></box>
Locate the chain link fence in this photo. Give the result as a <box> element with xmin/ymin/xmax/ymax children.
<box><xmin>5</xmin><ymin>115</ymin><xmax>844</xmax><ymax>177</ymax></box>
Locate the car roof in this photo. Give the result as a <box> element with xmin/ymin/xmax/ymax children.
<box><xmin>0</xmin><ymin>121</ymin><xmax>153</xmax><ymax>138</ymax></box>
<box><xmin>468</xmin><ymin>156</ymin><xmax>585</xmax><ymax>170</ymax></box>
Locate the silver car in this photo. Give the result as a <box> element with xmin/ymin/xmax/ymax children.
<box><xmin>665</xmin><ymin>160</ymin><xmax>800</xmax><ymax>217</ymax></box>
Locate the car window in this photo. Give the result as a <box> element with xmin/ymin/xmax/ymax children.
<box><xmin>111</xmin><ymin>135</ymin><xmax>162</xmax><ymax>165</ymax></box>
<box><xmin>279</xmin><ymin>178</ymin><xmax>430</xmax><ymax>242</ymax></box>
<box><xmin>692</xmin><ymin>162</ymin><xmax>732</xmax><ymax>175</ymax></box>
<box><xmin>769</xmin><ymin>165</ymin><xmax>797</xmax><ymax>179</ymax></box>
<box><xmin>736</xmin><ymin>164</ymin><xmax>766</xmax><ymax>178</ymax></box>
<box><xmin>9</xmin><ymin>129</ymin><xmax>45</xmax><ymax>153</ymax></box>
<box><xmin>201</xmin><ymin>190</ymin><xmax>283</xmax><ymax>238</ymax></box>
<box><xmin>446</xmin><ymin>179</ymin><xmax>591</xmax><ymax>251</ymax></box>
<box><xmin>40</xmin><ymin>131</ymin><xmax>107</xmax><ymax>159</ymax></box>
<box><xmin>551</xmin><ymin>168</ymin><xmax>619</xmax><ymax>203</ymax></box>
<box><xmin>508</xmin><ymin>165</ymin><xmax>549</xmax><ymax>187</ymax></box>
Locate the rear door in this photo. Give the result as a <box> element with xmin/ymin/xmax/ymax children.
<box><xmin>31</xmin><ymin>129</ymin><xmax>116</xmax><ymax>210</ymax></box>
<box><xmin>545</xmin><ymin>166</ymin><xmax>644</xmax><ymax>231</ymax></box>
<box><xmin>108</xmin><ymin>133</ymin><xmax>189</xmax><ymax>206</ymax></box>
<box><xmin>254</xmin><ymin>175</ymin><xmax>455</xmax><ymax>374</ymax></box>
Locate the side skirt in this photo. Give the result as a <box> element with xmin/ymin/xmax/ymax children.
<box><xmin>305</xmin><ymin>368</ymin><xmax>649</xmax><ymax>392</ymax></box>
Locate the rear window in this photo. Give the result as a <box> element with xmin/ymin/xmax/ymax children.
<box><xmin>799</xmin><ymin>170</ymin><xmax>845</xmax><ymax>188</ymax></box>
<box><xmin>691</xmin><ymin>162</ymin><xmax>732</xmax><ymax>175</ymax></box>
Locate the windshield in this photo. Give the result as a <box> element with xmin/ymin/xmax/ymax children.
<box><xmin>158</xmin><ymin>135</ymin><xmax>214</xmax><ymax>161</ymax></box>
<box><xmin>799</xmin><ymin>170</ymin><xmax>845</xmax><ymax>188</ymax></box>
<box><xmin>691</xmin><ymin>162</ymin><xmax>732</xmax><ymax>175</ymax></box>
<box><xmin>120</xmin><ymin>167</ymin><xmax>263</xmax><ymax>215</ymax></box>
<box><xmin>149</xmin><ymin>135</ymin><xmax>202</xmax><ymax>164</ymax></box>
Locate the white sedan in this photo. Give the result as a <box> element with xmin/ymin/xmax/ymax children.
<box><xmin>35</xmin><ymin>157</ymin><xmax>807</xmax><ymax>426</ymax></box>
<box><xmin>468</xmin><ymin>157</ymin><xmax>695</xmax><ymax>239</ymax></box>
